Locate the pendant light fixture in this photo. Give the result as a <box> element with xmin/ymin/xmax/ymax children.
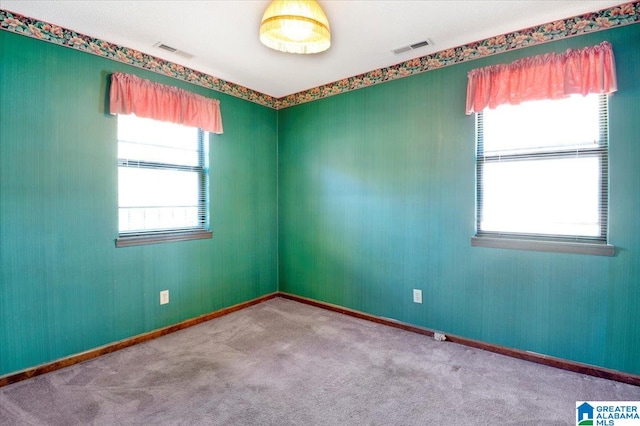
<box><xmin>259</xmin><ymin>0</ymin><xmax>331</xmax><ymax>54</ymax></box>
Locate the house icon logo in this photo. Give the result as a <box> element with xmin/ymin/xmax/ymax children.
<box><xmin>577</xmin><ymin>402</ymin><xmax>594</xmax><ymax>425</ymax></box>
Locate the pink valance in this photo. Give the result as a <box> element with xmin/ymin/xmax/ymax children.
<box><xmin>109</xmin><ymin>73</ymin><xmax>223</xmax><ymax>134</ymax></box>
<box><xmin>465</xmin><ymin>41</ymin><xmax>617</xmax><ymax>115</ymax></box>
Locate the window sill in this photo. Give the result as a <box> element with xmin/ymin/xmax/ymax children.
<box><xmin>116</xmin><ymin>230</ymin><xmax>212</xmax><ymax>248</ymax></box>
<box><xmin>471</xmin><ymin>236</ymin><xmax>614</xmax><ymax>256</ymax></box>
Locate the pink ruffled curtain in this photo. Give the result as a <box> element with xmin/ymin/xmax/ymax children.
<box><xmin>465</xmin><ymin>41</ymin><xmax>617</xmax><ymax>115</ymax></box>
<box><xmin>109</xmin><ymin>73</ymin><xmax>223</xmax><ymax>134</ymax></box>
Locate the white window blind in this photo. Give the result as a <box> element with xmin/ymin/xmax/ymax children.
<box><xmin>117</xmin><ymin>114</ymin><xmax>209</xmax><ymax>241</ymax></box>
<box><xmin>475</xmin><ymin>94</ymin><xmax>610</xmax><ymax>249</ymax></box>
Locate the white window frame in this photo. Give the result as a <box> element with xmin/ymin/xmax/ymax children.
<box><xmin>471</xmin><ymin>94</ymin><xmax>614</xmax><ymax>256</ymax></box>
<box><xmin>115</xmin><ymin>115</ymin><xmax>212</xmax><ymax>247</ymax></box>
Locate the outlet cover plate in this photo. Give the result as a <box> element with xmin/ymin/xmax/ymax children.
<box><xmin>413</xmin><ymin>289</ymin><xmax>422</xmax><ymax>304</ymax></box>
<box><xmin>160</xmin><ymin>290</ymin><xmax>169</xmax><ymax>305</ymax></box>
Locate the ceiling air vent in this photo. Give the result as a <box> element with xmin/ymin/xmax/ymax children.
<box><xmin>392</xmin><ymin>39</ymin><xmax>432</xmax><ymax>55</ymax></box>
<box><xmin>153</xmin><ymin>42</ymin><xmax>194</xmax><ymax>59</ymax></box>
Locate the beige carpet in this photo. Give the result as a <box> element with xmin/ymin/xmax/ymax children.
<box><xmin>1</xmin><ymin>297</ymin><xmax>638</xmax><ymax>425</ymax></box>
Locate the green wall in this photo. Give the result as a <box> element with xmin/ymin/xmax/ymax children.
<box><xmin>0</xmin><ymin>30</ymin><xmax>278</xmax><ymax>376</ymax></box>
<box><xmin>278</xmin><ymin>23</ymin><xmax>640</xmax><ymax>375</ymax></box>
<box><xmin>2</xmin><ymin>21</ymin><xmax>639</xmax><ymax>379</ymax></box>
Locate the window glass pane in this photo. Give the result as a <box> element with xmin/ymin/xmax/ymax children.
<box><xmin>118</xmin><ymin>114</ymin><xmax>199</xmax><ymax>166</ymax></box>
<box><xmin>117</xmin><ymin>113</ymin><xmax>208</xmax><ymax>237</ymax></box>
<box><xmin>118</xmin><ymin>167</ymin><xmax>200</xmax><ymax>232</ymax></box>
<box><xmin>483</xmin><ymin>94</ymin><xmax>601</xmax><ymax>155</ymax></box>
<box><xmin>480</xmin><ymin>157</ymin><xmax>601</xmax><ymax>237</ymax></box>
<box><xmin>119</xmin><ymin>168</ymin><xmax>198</xmax><ymax>207</ymax></box>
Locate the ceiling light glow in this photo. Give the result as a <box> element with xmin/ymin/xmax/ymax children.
<box><xmin>259</xmin><ymin>0</ymin><xmax>331</xmax><ymax>54</ymax></box>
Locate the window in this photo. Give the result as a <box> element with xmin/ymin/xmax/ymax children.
<box><xmin>472</xmin><ymin>94</ymin><xmax>614</xmax><ymax>256</ymax></box>
<box><xmin>116</xmin><ymin>114</ymin><xmax>211</xmax><ymax>247</ymax></box>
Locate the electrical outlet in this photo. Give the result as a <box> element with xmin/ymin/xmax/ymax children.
<box><xmin>160</xmin><ymin>290</ymin><xmax>169</xmax><ymax>305</ymax></box>
<box><xmin>413</xmin><ymin>289</ymin><xmax>422</xmax><ymax>304</ymax></box>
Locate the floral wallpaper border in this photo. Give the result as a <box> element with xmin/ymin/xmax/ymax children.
<box><xmin>1</xmin><ymin>3</ymin><xmax>638</xmax><ymax>110</ymax></box>
<box><xmin>278</xmin><ymin>2</ymin><xmax>639</xmax><ymax>109</ymax></box>
<box><xmin>0</xmin><ymin>8</ymin><xmax>277</xmax><ymax>108</ymax></box>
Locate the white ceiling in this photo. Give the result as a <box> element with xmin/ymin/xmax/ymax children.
<box><xmin>1</xmin><ymin>0</ymin><xmax>627</xmax><ymax>98</ymax></box>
